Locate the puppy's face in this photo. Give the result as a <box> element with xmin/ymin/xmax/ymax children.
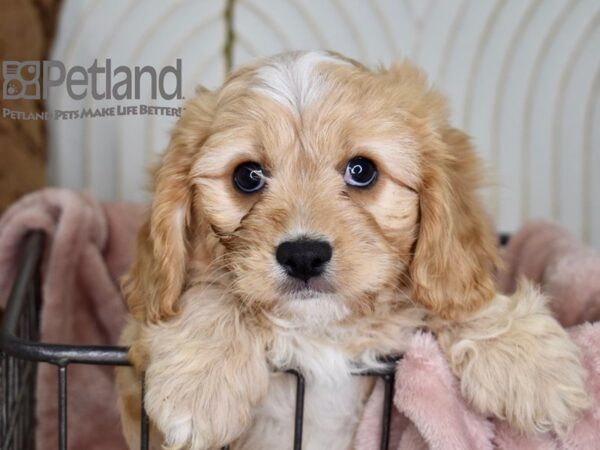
<box><xmin>192</xmin><ymin>53</ymin><xmax>432</xmax><ymax>322</ymax></box>
<box><xmin>124</xmin><ymin>51</ymin><xmax>500</xmax><ymax>325</ymax></box>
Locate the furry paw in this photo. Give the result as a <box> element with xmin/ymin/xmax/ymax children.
<box><xmin>144</xmin><ymin>340</ymin><xmax>269</xmax><ymax>449</ymax></box>
<box><xmin>436</xmin><ymin>285</ymin><xmax>591</xmax><ymax>434</ymax></box>
<box><xmin>148</xmin><ymin>396</ymin><xmax>242</xmax><ymax>450</ymax></box>
<box><xmin>140</xmin><ymin>294</ymin><xmax>270</xmax><ymax>449</ymax></box>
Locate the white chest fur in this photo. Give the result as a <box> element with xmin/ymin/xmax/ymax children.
<box><xmin>234</xmin><ymin>330</ymin><xmax>375</xmax><ymax>450</ymax></box>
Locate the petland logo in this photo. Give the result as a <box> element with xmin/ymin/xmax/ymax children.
<box><xmin>3</xmin><ymin>59</ymin><xmax>182</xmax><ymax>101</ymax></box>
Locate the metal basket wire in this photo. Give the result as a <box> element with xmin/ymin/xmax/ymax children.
<box><xmin>0</xmin><ymin>233</ymin><xmax>41</xmax><ymax>450</ymax></box>
<box><xmin>0</xmin><ymin>232</ymin><xmax>398</xmax><ymax>450</ymax></box>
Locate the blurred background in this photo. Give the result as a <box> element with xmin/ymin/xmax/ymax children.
<box><xmin>1</xmin><ymin>0</ymin><xmax>599</xmax><ymax>247</ymax></box>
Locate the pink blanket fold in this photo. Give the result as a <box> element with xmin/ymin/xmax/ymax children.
<box><xmin>356</xmin><ymin>221</ymin><xmax>600</xmax><ymax>450</ymax></box>
<box><xmin>499</xmin><ymin>220</ymin><xmax>600</xmax><ymax>326</ymax></box>
<box><xmin>0</xmin><ymin>188</ymin><xmax>145</xmax><ymax>450</ymax></box>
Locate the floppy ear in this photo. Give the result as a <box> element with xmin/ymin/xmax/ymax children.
<box><xmin>410</xmin><ymin>127</ymin><xmax>501</xmax><ymax>320</ymax></box>
<box><xmin>122</xmin><ymin>92</ymin><xmax>215</xmax><ymax>323</ymax></box>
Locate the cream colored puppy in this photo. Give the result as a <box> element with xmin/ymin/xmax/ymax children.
<box><xmin>116</xmin><ymin>51</ymin><xmax>589</xmax><ymax>450</ymax></box>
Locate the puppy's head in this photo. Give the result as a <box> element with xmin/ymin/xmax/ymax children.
<box><xmin>123</xmin><ymin>51</ymin><xmax>500</xmax><ymax>325</ymax></box>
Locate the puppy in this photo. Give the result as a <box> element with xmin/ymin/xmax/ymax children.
<box><xmin>116</xmin><ymin>51</ymin><xmax>589</xmax><ymax>450</ymax></box>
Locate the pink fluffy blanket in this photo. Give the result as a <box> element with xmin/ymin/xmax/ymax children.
<box><xmin>0</xmin><ymin>188</ymin><xmax>144</xmax><ymax>450</ymax></box>
<box><xmin>356</xmin><ymin>221</ymin><xmax>600</xmax><ymax>450</ymax></box>
<box><xmin>1</xmin><ymin>190</ymin><xmax>599</xmax><ymax>450</ymax></box>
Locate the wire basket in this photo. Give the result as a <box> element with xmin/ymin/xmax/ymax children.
<box><xmin>1</xmin><ymin>231</ymin><xmax>399</xmax><ymax>450</ymax></box>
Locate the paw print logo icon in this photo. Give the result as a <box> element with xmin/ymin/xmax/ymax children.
<box><xmin>3</xmin><ymin>61</ymin><xmax>41</xmax><ymax>99</ymax></box>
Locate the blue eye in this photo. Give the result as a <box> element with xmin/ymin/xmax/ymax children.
<box><xmin>344</xmin><ymin>157</ymin><xmax>378</xmax><ymax>188</ymax></box>
<box><xmin>233</xmin><ymin>162</ymin><xmax>266</xmax><ymax>193</ymax></box>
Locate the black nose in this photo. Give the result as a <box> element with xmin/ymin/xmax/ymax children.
<box><xmin>276</xmin><ymin>238</ymin><xmax>332</xmax><ymax>282</ymax></box>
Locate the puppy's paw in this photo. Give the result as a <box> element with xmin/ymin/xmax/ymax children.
<box><xmin>437</xmin><ymin>284</ymin><xmax>591</xmax><ymax>435</ymax></box>
<box><xmin>144</xmin><ymin>341</ymin><xmax>269</xmax><ymax>450</ymax></box>
<box><xmin>146</xmin><ymin>381</ymin><xmax>246</xmax><ymax>450</ymax></box>
<box><xmin>140</xmin><ymin>294</ymin><xmax>270</xmax><ymax>450</ymax></box>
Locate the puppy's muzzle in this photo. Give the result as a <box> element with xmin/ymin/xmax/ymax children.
<box><xmin>276</xmin><ymin>238</ymin><xmax>332</xmax><ymax>282</ymax></box>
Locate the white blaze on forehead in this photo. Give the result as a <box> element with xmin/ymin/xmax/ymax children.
<box><xmin>251</xmin><ymin>51</ymin><xmax>350</xmax><ymax>112</ymax></box>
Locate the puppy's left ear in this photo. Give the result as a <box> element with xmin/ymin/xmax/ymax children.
<box><xmin>410</xmin><ymin>127</ymin><xmax>501</xmax><ymax>320</ymax></box>
<box><xmin>122</xmin><ymin>92</ymin><xmax>215</xmax><ymax>323</ymax></box>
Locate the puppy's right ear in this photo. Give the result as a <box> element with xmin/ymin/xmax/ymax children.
<box><xmin>122</xmin><ymin>92</ymin><xmax>215</xmax><ymax>323</ymax></box>
<box><xmin>409</xmin><ymin>127</ymin><xmax>501</xmax><ymax>320</ymax></box>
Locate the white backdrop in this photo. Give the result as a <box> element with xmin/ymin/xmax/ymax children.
<box><xmin>47</xmin><ymin>0</ymin><xmax>600</xmax><ymax>247</ymax></box>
